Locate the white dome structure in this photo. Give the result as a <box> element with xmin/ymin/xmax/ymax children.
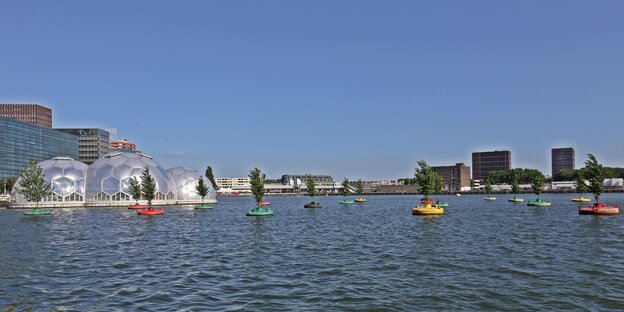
<box><xmin>168</xmin><ymin>167</ymin><xmax>217</xmax><ymax>202</ymax></box>
<box><xmin>85</xmin><ymin>152</ymin><xmax>175</xmax><ymax>202</ymax></box>
<box><xmin>12</xmin><ymin>156</ymin><xmax>88</xmax><ymax>203</ymax></box>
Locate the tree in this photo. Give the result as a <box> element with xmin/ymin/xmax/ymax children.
<box><xmin>341</xmin><ymin>178</ymin><xmax>350</xmax><ymax>196</ymax></box>
<box><xmin>511</xmin><ymin>173</ymin><xmax>520</xmax><ymax>196</ymax></box>
<box><xmin>305</xmin><ymin>174</ymin><xmax>317</xmax><ymax>199</ymax></box>
<box><xmin>584</xmin><ymin>154</ymin><xmax>605</xmax><ymax>203</ymax></box>
<box><xmin>195</xmin><ymin>177</ymin><xmax>209</xmax><ymax>203</ymax></box>
<box><xmin>484</xmin><ymin>177</ymin><xmax>493</xmax><ymax>194</ymax></box>
<box><xmin>414</xmin><ymin>160</ymin><xmax>436</xmax><ymax>198</ymax></box>
<box><xmin>249</xmin><ymin>168</ymin><xmax>266</xmax><ymax>206</ymax></box>
<box><xmin>18</xmin><ymin>160</ymin><xmax>52</xmax><ymax>208</ymax></box>
<box><xmin>205</xmin><ymin>166</ymin><xmax>218</xmax><ymax>190</ymax></box>
<box><xmin>140</xmin><ymin>168</ymin><xmax>156</xmax><ymax>207</ymax></box>
<box><xmin>355</xmin><ymin>179</ymin><xmax>364</xmax><ymax>195</ymax></box>
<box><xmin>531</xmin><ymin>172</ymin><xmax>545</xmax><ymax>199</ymax></box>
<box><xmin>574</xmin><ymin>171</ymin><xmax>587</xmax><ymax>197</ymax></box>
<box><xmin>129</xmin><ymin>177</ymin><xmax>142</xmax><ymax>204</ymax></box>
<box><xmin>433</xmin><ymin>174</ymin><xmax>443</xmax><ymax>195</ymax></box>
<box><xmin>0</xmin><ymin>178</ymin><xmax>5</xmax><ymax>194</ymax></box>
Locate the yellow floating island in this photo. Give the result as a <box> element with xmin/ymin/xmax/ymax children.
<box><xmin>354</xmin><ymin>197</ymin><xmax>366</xmax><ymax>203</ymax></box>
<box><xmin>412</xmin><ymin>204</ymin><xmax>444</xmax><ymax>215</ymax></box>
<box><xmin>571</xmin><ymin>196</ymin><xmax>591</xmax><ymax>203</ymax></box>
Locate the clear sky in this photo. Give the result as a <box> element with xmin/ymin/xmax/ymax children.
<box><xmin>1</xmin><ymin>0</ymin><xmax>623</xmax><ymax>180</ymax></box>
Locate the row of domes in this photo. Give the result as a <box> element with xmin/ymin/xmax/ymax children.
<box><xmin>12</xmin><ymin>152</ymin><xmax>216</xmax><ymax>203</ymax></box>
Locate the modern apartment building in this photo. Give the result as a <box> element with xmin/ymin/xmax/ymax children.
<box><xmin>0</xmin><ymin>103</ymin><xmax>52</xmax><ymax>128</ymax></box>
<box><xmin>432</xmin><ymin>163</ymin><xmax>471</xmax><ymax>192</ymax></box>
<box><xmin>56</xmin><ymin>129</ymin><xmax>111</xmax><ymax>165</ymax></box>
<box><xmin>0</xmin><ymin>116</ymin><xmax>79</xmax><ymax>178</ymax></box>
<box><xmin>472</xmin><ymin>150</ymin><xmax>512</xmax><ymax>180</ymax></box>
<box><xmin>552</xmin><ymin>147</ymin><xmax>575</xmax><ymax>177</ymax></box>
<box><xmin>110</xmin><ymin>139</ymin><xmax>137</xmax><ymax>151</ymax></box>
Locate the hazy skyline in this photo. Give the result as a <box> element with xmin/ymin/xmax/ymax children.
<box><xmin>2</xmin><ymin>1</ymin><xmax>624</xmax><ymax>179</ymax></box>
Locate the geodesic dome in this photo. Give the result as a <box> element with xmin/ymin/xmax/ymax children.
<box><xmin>86</xmin><ymin>152</ymin><xmax>175</xmax><ymax>202</ymax></box>
<box><xmin>168</xmin><ymin>167</ymin><xmax>217</xmax><ymax>201</ymax></box>
<box><xmin>12</xmin><ymin>156</ymin><xmax>88</xmax><ymax>203</ymax></box>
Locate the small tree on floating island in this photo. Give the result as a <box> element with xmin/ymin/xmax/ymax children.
<box><xmin>341</xmin><ymin>178</ymin><xmax>350</xmax><ymax>197</ymax></box>
<box><xmin>140</xmin><ymin>168</ymin><xmax>156</xmax><ymax>207</ymax></box>
<box><xmin>129</xmin><ymin>177</ymin><xmax>142</xmax><ymax>205</ymax></box>
<box><xmin>18</xmin><ymin>160</ymin><xmax>52</xmax><ymax>208</ymax></box>
<box><xmin>584</xmin><ymin>154</ymin><xmax>605</xmax><ymax>203</ymax></box>
<box><xmin>249</xmin><ymin>168</ymin><xmax>266</xmax><ymax>207</ymax></box>
<box><xmin>511</xmin><ymin>173</ymin><xmax>520</xmax><ymax>198</ymax></box>
<box><xmin>574</xmin><ymin>171</ymin><xmax>587</xmax><ymax>199</ymax></box>
<box><xmin>355</xmin><ymin>179</ymin><xmax>364</xmax><ymax>196</ymax></box>
<box><xmin>531</xmin><ymin>172</ymin><xmax>545</xmax><ymax>200</ymax></box>
<box><xmin>195</xmin><ymin>177</ymin><xmax>209</xmax><ymax>204</ymax></box>
<box><xmin>415</xmin><ymin>160</ymin><xmax>436</xmax><ymax>200</ymax></box>
<box><xmin>484</xmin><ymin>177</ymin><xmax>493</xmax><ymax>195</ymax></box>
<box><xmin>305</xmin><ymin>174</ymin><xmax>317</xmax><ymax>201</ymax></box>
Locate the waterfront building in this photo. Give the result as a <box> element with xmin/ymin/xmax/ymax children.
<box><xmin>472</xmin><ymin>150</ymin><xmax>512</xmax><ymax>180</ymax></box>
<box><xmin>551</xmin><ymin>147</ymin><xmax>575</xmax><ymax>177</ymax></box>
<box><xmin>110</xmin><ymin>139</ymin><xmax>137</xmax><ymax>151</ymax></box>
<box><xmin>432</xmin><ymin>163</ymin><xmax>471</xmax><ymax>192</ymax></box>
<box><xmin>12</xmin><ymin>157</ymin><xmax>87</xmax><ymax>203</ymax></box>
<box><xmin>0</xmin><ymin>103</ymin><xmax>52</xmax><ymax>128</ymax></box>
<box><xmin>56</xmin><ymin>128</ymin><xmax>111</xmax><ymax>165</ymax></box>
<box><xmin>0</xmin><ymin>116</ymin><xmax>79</xmax><ymax>179</ymax></box>
<box><xmin>215</xmin><ymin>177</ymin><xmax>251</xmax><ymax>189</ymax></box>
<box><xmin>168</xmin><ymin>167</ymin><xmax>216</xmax><ymax>202</ymax></box>
<box><xmin>281</xmin><ymin>174</ymin><xmax>334</xmax><ymax>186</ymax></box>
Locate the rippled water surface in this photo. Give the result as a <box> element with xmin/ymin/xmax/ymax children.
<box><xmin>1</xmin><ymin>194</ymin><xmax>624</xmax><ymax>311</ymax></box>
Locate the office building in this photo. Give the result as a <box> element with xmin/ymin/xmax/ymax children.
<box><xmin>111</xmin><ymin>139</ymin><xmax>137</xmax><ymax>151</ymax></box>
<box><xmin>0</xmin><ymin>103</ymin><xmax>52</xmax><ymax>128</ymax></box>
<box><xmin>281</xmin><ymin>174</ymin><xmax>334</xmax><ymax>186</ymax></box>
<box><xmin>0</xmin><ymin>116</ymin><xmax>79</xmax><ymax>178</ymax></box>
<box><xmin>472</xmin><ymin>150</ymin><xmax>512</xmax><ymax>180</ymax></box>
<box><xmin>56</xmin><ymin>129</ymin><xmax>111</xmax><ymax>165</ymax></box>
<box><xmin>432</xmin><ymin>163</ymin><xmax>471</xmax><ymax>192</ymax></box>
<box><xmin>552</xmin><ymin>147</ymin><xmax>575</xmax><ymax>177</ymax></box>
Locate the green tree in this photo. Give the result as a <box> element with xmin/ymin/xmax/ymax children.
<box><xmin>305</xmin><ymin>174</ymin><xmax>317</xmax><ymax>199</ymax></box>
<box><xmin>129</xmin><ymin>177</ymin><xmax>142</xmax><ymax>204</ymax></box>
<box><xmin>195</xmin><ymin>177</ymin><xmax>209</xmax><ymax>203</ymax></box>
<box><xmin>18</xmin><ymin>160</ymin><xmax>52</xmax><ymax>208</ymax></box>
<box><xmin>484</xmin><ymin>178</ymin><xmax>493</xmax><ymax>194</ymax></box>
<box><xmin>415</xmin><ymin>160</ymin><xmax>436</xmax><ymax>197</ymax></box>
<box><xmin>433</xmin><ymin>174</ymin><xmax>443</xmax><ymax>195</ymax></box>
<box><xmin>574</xmin><ymin>171</ymin><xmax>587</xmax><ymax>197</ymax></box>
<box><xmin>249</xmin><ymin>168</ymin><xmax>266</xmax><ymax>206</ymax></box>
<box><xmin>341</xmin><ymin>178</ymin><xmax>350</xmax><ymax>196</ymax></box>
<box><xmin>531</xmin><ymin>172</ymin><xmax>545</xmax><ymax>199</ymax></box>
<box><xmin>584</xmin><ymin>154</ymin><xmax>605</xmax><ymax>203</ymax></box>
<box><xmin>355</xmin><ymin>179</ymin><xmax>364</xmax><ymax>195</ymax></box>
<box><xmin>140</xmin><ymin>168</ymin><xmax>156</xmax><ymax>207</ymax></box>
<box><xmin>205</xmin><ymin>166</ymin><xmax>218</xmax><ymax>190</ymax></box>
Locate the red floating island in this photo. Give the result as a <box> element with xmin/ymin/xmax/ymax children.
<box><xmin>138</xmin><ymin>207</ymin><xmax>165</xmax><ymax>215</ymax></box>
<box><xmin>578</xmin><ymin>203</ymin><xmax>619</xmax><ymax>215</ymax></box>
<box><xmin>259</xmin><ymin>201</ymin><xmax>271</xmax><ymax>206</ymax></box>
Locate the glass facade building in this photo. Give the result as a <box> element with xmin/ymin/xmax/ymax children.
<box><xmin>472</xmin><ymin>150</ymin><xmax>512</xmax><ymax>180</ymax></box>
<box><xmin>0</xmin><ymin>116</ymin><xmax>79</xmax><ymax>179</ymax></box>
<box><xmin>56</xmin><ymin>128</ymin><xmax>111</xmax><ymax>165</ymax></box>
<box><xmin>552</xmin><ymin>147</ymin><xmax>575</xmax><ymax>177</ymax></box>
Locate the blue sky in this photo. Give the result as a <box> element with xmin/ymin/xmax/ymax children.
<box><xmin>1</xmin><ymin>0</ymin><xmax>623</xmax><ymax>179</ymax></box>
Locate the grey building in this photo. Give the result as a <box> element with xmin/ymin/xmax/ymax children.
<box><xmin>552</xmin><ymin>147</ymin><xmax>575</xmax><ymax>177</ymax></box>
<box><xmin>56</xmin><ymin>129</ymin><xmax>111</xmax><ymax>165</ymax></box>
<box><xmin>432</xmin><ymin>163</ymin><xmax>471</xmax><ymax>192</ymax></box>
<box><xmin>0</xmin><ymin>116</ymin><xmax>79</xmax><ymax>178</ymax></box>
<box><xmin>281</xmin><ymin>174</ymin><xmax>334</xmax><ymax>185</ymax></box>
<box><xmin>472</xmin><ymin>150</ymin><xmax>512</xmax><ymax>180</ymax></box>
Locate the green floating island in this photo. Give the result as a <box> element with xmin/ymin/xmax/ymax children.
<box><xmin>23</xmin><ymin>208</ymin><xmax>53</xmax><ymax>216</ymax></box>
<box><xmin>339</xmin><ymin>200</ymin><xmax>354</xmax><ymax>204</ymax></box>
<box><xmin>484</xmin><ymin>196</ymin><xmax>497</xmax><ymax>201</ymax></box>
<box><xmin>247</xmin><ymin>207</ymin><xmax>273</xmax><ymax>216</ymax></box>
<box><xmin>527</xmin><ymin>199</ymin><xmax>552</xmax><ymax>207</ymax></box>
<box><xmin>435</xmin><ymin>201</ymin><xmax>449</xmax><ymax>208</ymax></box>
<box><xmin>195</xmin><ymin>203</ymin><xmax>214</xmax><ymax>209</ymax></box>
<box><xmin>508</xmin><ymin>197</ymin><xmax>524</xmax><ymax>203</ymax></box>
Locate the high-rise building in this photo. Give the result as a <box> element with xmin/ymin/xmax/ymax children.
<box><xmin>432</xmin><ymin>163</ymin><xmax>471</xmax><ymax>192</ymax></box>
<box><xmin>56</xmin><ymin>129</ymin><xmax>111</xmax><ymax>165</ymax></box>
<box><xmin>0</xmin><ymin>103</ymin><xmax>52</xmax><ymax>128</ymax></box>
<box><xmin>472</xmin><ymin>150</ymin><xmax>512</xmax><ymax>180</ymax></box>
<box><xmin>110</xmin><ymin>139</ymin><xmax>137</xmax><ymax>151</ymax></box>
<box><xmin>552</xmin><ymin>147</ymin><xmax>575</xmax><ymax>177</ymax></box>
<box><xmin>0</xmin><ymin>116</ymin><xmax>79</xmax><ymax>178</ymax></box>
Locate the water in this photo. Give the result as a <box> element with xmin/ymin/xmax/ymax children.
<box><xmin>1</xmin><ymin>194</ymin><xmax>623</xmax><ymax>311</ymax></box>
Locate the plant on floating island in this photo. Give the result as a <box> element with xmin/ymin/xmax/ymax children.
<box><xmin>247</xmin><ymin>167</ymin><xmax>271</xmax><ymax>215</ymax></box>
<box><xmin>584</xmin><ymin>154</ymin><xmax>605</xmax><ymax>204</ymax></box>
<box><xmin>484</xmin><ymin>177</ymin><xmax>493</xmax><ymax>195</ymax></box>
<box><xmin>510</xmin><ymin>172</ymin><xmax>521</xmax><ymax>200</ymax></box>
<box><xmin>341</xmin><ymin>178</ymin><xmax>350</xmax><ymax>197</ymax></box>
<box><xmin>305</xmin><ymin>174</ymin><xmax>317</xmax><ymax>203</ymax></box>
<box><xmin>19</xmin><ymin>160</ymin><xmax>52</xmax><ymax>210</ymax></box>
<box><xmin>205</xmin><ymin>165</ymin><xmax>218</xmax><ymax>191</ymax></box>
<box><xmin>415</xmin><ymin>160</ymin><xmax>437</xmax><ymax>203</ymax></box>
<box><xmin>129</xmin><ymin>177</ymin><xmax>142</xmax><ymax>205</ymax></box>
<box><xmin>195</xmin><ymin>177</ymin><xmax>209</xmax><ymax>205</ymax></box>
<box><xmin>574</xmin><ymin>171</ymin><xmax>588</xmax><ymax>199</ymax></box>
<box><xmin>140</xmin><ymin>168</ymin><xmax>156</xmax><ymax>208</ymax></box>
<box><xmin>531</xmin><ymin>172</ymin><xmax>544</xmax><ymax>200</ymax></box>
<box><xmin>356</xmin><ymin>179</ymin><xmax>364</xmax><ymax>196</ymax></box>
